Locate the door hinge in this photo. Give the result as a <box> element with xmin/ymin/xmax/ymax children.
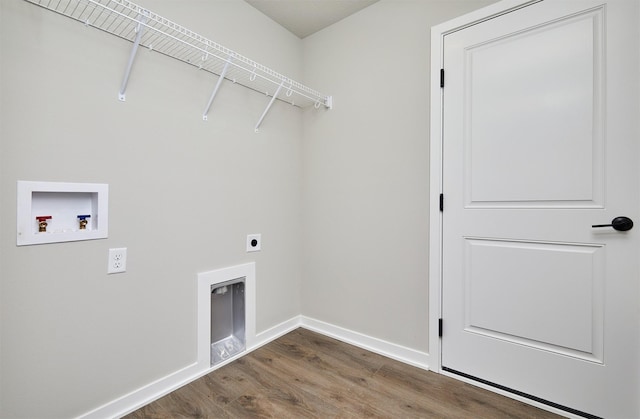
<box><xmin>440</xmin><ymin>69</ymin><xmax>445</xmax><ymax>88</ymax></box>
<box><xmin>438</xmin><ymin>318</ymin><xmax>443</xmax><ymax>337</ymax></box>
<box><xmin>439</xmin><ymin>193</ymin><xmax>444</xmax><ymax>212</ymax></box>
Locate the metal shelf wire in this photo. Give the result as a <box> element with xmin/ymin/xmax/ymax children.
<box><xmin>24</xmin><ymin>0</ymin><xmax>332</xmax><ymax>128</ymax></box>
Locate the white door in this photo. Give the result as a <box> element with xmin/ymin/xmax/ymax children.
<box><xmin>441</xmin><ymin>1</ymin><xmax>639</xmax><ymax>418</ymax></box>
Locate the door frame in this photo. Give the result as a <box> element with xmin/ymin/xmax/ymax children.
<box><xmin>430</xmin><ymin>0</ymin><xmax>640</xmax><ymax>416</ymax></box>
<box><xmin>429</xmin><ymin>0</ymin><xmax>540</xmax><ymax>371</ymax></box>
<box><xmin>427</xmin><ymin>0</ymin><xmax>583</xmax><ymax>416</ymax></box>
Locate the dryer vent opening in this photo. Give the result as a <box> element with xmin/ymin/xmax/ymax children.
<box><xmin>210</xmin><ymin>280</ymin><xmax>245</xmax><ymax>366</ymax></box>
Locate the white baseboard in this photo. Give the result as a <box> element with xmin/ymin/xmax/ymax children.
<box><xmin>253</xmin><ymin>315</ymin><xmax>302</xmax><ymax>348</ymax></box>
<box><xmin>78</xmin><ymin>362</ymin><xmax>202</xmax><ymax>419</ymax></box>
<box><xmin>300</xmin><ymin>316</ymin><xmax>431</xmax><ymax>371</ymax></box>
<box><xmin>77</xmin><ymin>316</ymin><xmax>302</xmax><ymax>419</ymax></box>
<box><xmin>77</xmin><ymin>315</ymin><xmax>428</xmax><ymax>418</ymax></box>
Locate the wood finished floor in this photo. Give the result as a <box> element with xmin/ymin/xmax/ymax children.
<box><xmin>125</xmin><ymin>328</ymin><xmax>564</xmax><ymax>418</ymax></box>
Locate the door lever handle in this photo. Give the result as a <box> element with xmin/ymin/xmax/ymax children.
<box><xmin>592</xmin><ymin>216</ymin><xmax>634</xmax><ymax>231</ymax></box>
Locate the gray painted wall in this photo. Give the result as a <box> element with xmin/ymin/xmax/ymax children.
<box><xmin>0</xmin><ymin>0</ymin><xmax>302</xmax><ymax>417</ymax></box>
<box><xmin>1</xmin><ymin>0</ymin><xmax>495</xmax><ymax>417</ymax></box>
<box><xmin>301</xmin><ymin>0</ymin><xmax>496</xmax><ymax>352</ymax></box>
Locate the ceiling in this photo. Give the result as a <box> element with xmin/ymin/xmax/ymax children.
<box><xmin>244</xmin><ymin>0</ymin><xmax>380</xmax><ymax>38</ymax></box>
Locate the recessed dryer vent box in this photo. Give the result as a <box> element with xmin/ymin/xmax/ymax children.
<box><xmin>210</xmin><ymin>279</ymin><xmax>246</xmax><ymax>367</ymax></box>
<box><xmin>17</xmin><ymin>181</ymin><xmax>108</xmax><ymax>246</ymax></box>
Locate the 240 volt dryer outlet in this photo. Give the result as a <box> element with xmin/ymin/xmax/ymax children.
<box><xmin>246</xmin><ymin>234</ymin><xmax>261</xmax><ymax>252</ymax></box>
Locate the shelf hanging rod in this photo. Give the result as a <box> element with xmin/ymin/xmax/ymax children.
<box><xmin>202</xmin><ymin>56</ymin><xmax>232</xmax><ymax>121</ymax></box>
<box><xmin>118</xmin><ymin>10</ymin><xmax>147</xmax><ymax>101</ymax></box>
<box><xmin>255</xmin><ymin>81</ymin><xmax>285</xmax><ymax>132</ymax></box>
<box><xmin>25</xmin><ymin>0</ymin><xmax>332</xmax><ymax>112</ymax></box>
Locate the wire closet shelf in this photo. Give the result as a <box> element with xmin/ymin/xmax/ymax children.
<box><xmin>24</xmin><ymin>0</ymin><xmax>332</xmax><ymax>128</ymax></box>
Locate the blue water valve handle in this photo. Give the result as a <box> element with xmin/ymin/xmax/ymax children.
<box><xmin>77</xmin><ymin>214</ymin><xmax>91</xmax><ymax>230</ymax></box>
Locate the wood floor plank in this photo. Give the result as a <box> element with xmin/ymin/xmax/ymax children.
<box><xmin>273</xmin><ymin>328</ymin><xmax>388</xmax><ymax>376</ymax></box>
<box><xmin>245</xmin><ymin>346</ymin><xmax>378</xmax><ymax>417</ymax></box>
<box><xmin>259</xmin><ymin>339</ymin><xmax>377</xmax><ymax>393</ymax></box>
<box><xmin>189</xmin><ymin>357</ymin><xmax>264</xmax><ymax>408</ymax></box>
<box><xmin>125</xmin><ymin>399</ymin><xmax>172</xmax><ymax>419</ymax></box>
<box><xmin>125</xmin><ymin>328</ymin><xmax>565</xmax><ymax>418</ymax></box>
<box><xmin>229</xmin><ymin>348</ymin><xmax>337</xmax><ymax>417</ymax></box>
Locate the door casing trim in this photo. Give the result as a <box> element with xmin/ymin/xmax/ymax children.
<box><xmin>428</xmin><ymin>0</ymin><xmax>539</xmax><ymax>376</ymax></box>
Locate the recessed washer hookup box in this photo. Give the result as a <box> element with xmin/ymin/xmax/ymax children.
<box><xmin>17</xmin><ymin>180</ymin><xmax>108</xmax><ymax>246</ymax></box>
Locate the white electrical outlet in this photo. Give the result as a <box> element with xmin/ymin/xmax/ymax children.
<box><xmin>108</xmin><ymin>247</ymin><xmax>127</xmax><ymax>274</ymax></box>
<box><xmin>246</xmin><ymin>234</ymin><xmax>261</xmax><ymax>252</ymax></box>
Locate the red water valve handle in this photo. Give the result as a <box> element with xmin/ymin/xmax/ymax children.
<box><xmin>36</xmin><ymin>216</ymin><xmax>52</xmax><ymax>232</ymax></box>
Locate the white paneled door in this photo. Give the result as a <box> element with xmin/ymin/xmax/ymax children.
<box><xmin>440</xmin><ymin>0</ymin><xmax>639</xmax><ymax>418</ymax></box>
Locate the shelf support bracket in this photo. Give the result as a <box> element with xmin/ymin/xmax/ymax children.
<box><xmin>254</xmin><ymin>81</ymin><xmax>285</xmax><ymax>132</ymax></box>
<box><xmin>202</xmin><ymin>57</ymin><xmax>232</xmax><ymax>121</ymax></box>
<box><xmin>119</xmin><ymin>12</ymin><xmax>148</xmax><ymax>102</ymax></box>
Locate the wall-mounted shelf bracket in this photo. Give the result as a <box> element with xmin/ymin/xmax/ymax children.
<box><xmin>326</xmin><ymin>96</ymin><xmax>333</xmax><ymax>110</ymax></box>
<box><xmin>119</xmin><ymin>11</ymin><xmax>148</xmax><ymax>101</ymax></box>
<box><xmin>255</xmin><ymin>81</ymin><xmax>285</xmax><ymax>132</ymax></box>
<box><xmin>203</xmin><ymin>55</ymin><xmax>233</xmax><ymax>121</ymax></box>
<box><xmin>24</xmin><ymin>0</ymin><xmax>332</xmax><ymax>130</ymax></box>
